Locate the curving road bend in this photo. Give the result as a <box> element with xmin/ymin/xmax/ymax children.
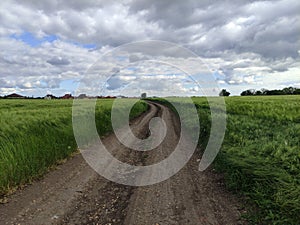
<box><xmin>0</xmin><ymin>102</ymin><xmax>247</xmax><ymax>225</ymax></box>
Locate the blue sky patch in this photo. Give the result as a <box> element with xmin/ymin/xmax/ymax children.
<box><xmin>10</xmin><ymin>32</ymin><xmax>57</xmax><ymax>47</ymax></box>
<box><xmin>10</xmin><ymin>31</ymin><xmax>96</xmax><ymax>49</ymax></box>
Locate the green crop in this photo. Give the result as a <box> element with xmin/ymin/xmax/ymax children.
<box><xmin>0</xmin><ymin>99</ymin><xmax>147</xmax><ymax>196</ymax></box>
<box><xmin>152</xmin><ymin>95</ymin><xmax>300</xmax><ymax>224</ymax></box>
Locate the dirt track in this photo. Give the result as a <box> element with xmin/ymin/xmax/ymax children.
<box><xmin>0</xmin><ymin>102</ymin><xmax>247</xmax><ymax>225</ymax></box>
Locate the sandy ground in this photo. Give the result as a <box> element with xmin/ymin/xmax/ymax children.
<box><xmin>0</xmin><ymin>102</ymin><xmax>247</xmax><ymax>225</ymax></box>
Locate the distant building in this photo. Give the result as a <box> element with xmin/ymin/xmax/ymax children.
<box><xmin>6</xmin><ymin>93</ymin><xmax>25</xmax><ymax>99</ymax></box>
<box><xmin>61</xmin><ymin>94</ymin><xmax>73</xmax><ymax>99</ymax></box>
<box><xmin>44</xmin><ymin>94</ymin><xmax>57</xmax><ymax>100</ymax></box>
<box><xmin>77</xmin><ymin>94</ymin><xmax>87</xmax><ymax>99</ymax></box>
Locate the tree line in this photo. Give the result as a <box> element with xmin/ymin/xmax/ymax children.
<box><xmin>240</xmin><ymin>87</ymin><xmax>300</xmax><ymax>96</ymax></box>
<box><xmin>218</xmin><ymin>87</ymin><xmax>300</xmax><ymax>97</ymax></box>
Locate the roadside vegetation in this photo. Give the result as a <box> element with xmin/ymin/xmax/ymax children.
<box><xmin>0</xmin><ymin>99</ymin><xmax>147</xmax><ymax>196</ymax></box>
<box><xmin>152</xmin><ymin>95</ymin><xmax>300</xmax><ymax>224</ymax></box>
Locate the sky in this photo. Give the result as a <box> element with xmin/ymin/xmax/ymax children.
<box><xmin>0</xmin><ymin>0</ymin><xmax>299</xmax><ymax>97</ymax></box>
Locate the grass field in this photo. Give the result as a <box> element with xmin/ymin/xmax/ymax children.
<box><xmin>0</xmin><ymin>99</ymin><xmax>147</xmax><ymax>196</ymax></box>
<box><xmin>1</xmin><ymin>96</ymin><xmax>299</xmax><ymax>224</ymax></box>
<box><xmin>153</xmin><ymin>95</ymin><xmax>300</xmax><ymax>224</ymax></box>
<box><xmin>211</xmin><ymin>96</ymin><xmax>300</xmax><ymax>224</ymax></box>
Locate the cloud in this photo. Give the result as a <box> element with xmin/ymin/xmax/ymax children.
<box><xmin>106</xmin><ymin>75</ymin><xmax>136</xmax><ymax>90</ymax></box>
<box><xmin>47</xmin><ymin>56</ymin><xmax>70</xmax><ymax>66</ymax></box>
<box><xmin>0</xmin><ymin>0</ymin><xmax>299</xmax><ymax>96</ymax></box>
<box><xmin>0</xmin><ymin>37</ymin><xmax>103</xmax><ymax>95</ymax></box>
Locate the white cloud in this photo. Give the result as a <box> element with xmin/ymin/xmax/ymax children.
<box><xmin>0</xmin><ymin>0</ymin><xmax>299</xmax><ymax>96</ymax></box>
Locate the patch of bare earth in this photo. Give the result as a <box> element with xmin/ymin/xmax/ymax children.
<box><xmin>0</xmin><ymin>103</ymin><xmax>247</xmax><ymax>225</ymax></box>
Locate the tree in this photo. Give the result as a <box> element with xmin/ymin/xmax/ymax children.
<box><xmin>219</xmin><ymin>89</ymin><xmax>230</xmax><ymax>96</ymax></box>
<box><xmin>241</xmin><ymin>89</ymin><xmax>255</xmax><ymax>96</ymax></box>
<box><xmin>283</xmin><ymin>87</ymin><xmax>296</xmax><ymax>95</ymax></box>
<box><xmin>141</xmin><ymin>93</ymin><xmax>147</xmax><ymax>98</ymax></box>
<box><xmin>261</xmin><ymin>88</ymin><xmax>269</xmax><ymax>95</ymax></box>
<box><xmin>255</xmin><ymin>90</ymin><xmax>262</xmax><ymax>95</ymax></box>
<box><xmin>294</xmin><ymin>88</ymin><xmax>300</xmax><ymax>95</ymax></box>
<box><xmin>240</xmin><ymin>87</ymin><xmax>300</xmax><ymax>96</ymax></box>
<box><xmin>265</xmin><ymin>89</ymin><xmax>284</xmax><ymax>95</ymax></box>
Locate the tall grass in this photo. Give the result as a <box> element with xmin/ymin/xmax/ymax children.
<box><xmin>196</xmin><ymin>96</ymin><xmax>300</xmax><ymax>224</ymax></box>
<box><xmin>152</xmin><ymin>95</ymin><xmax>300</xmax><ymax>224</ymax></box>
<box><xmin>0</xmin><ymin>99</ymin><xmax>147</xmax><ymax>196</ymax></box>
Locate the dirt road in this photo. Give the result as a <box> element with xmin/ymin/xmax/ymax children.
<box><xmin>0</xmin><ymin>102</ymin><xmax>247</xmax><ymax>225</ymax></box>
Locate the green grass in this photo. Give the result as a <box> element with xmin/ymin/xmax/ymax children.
<box><xmin>212</xmin><ymin>96</ymin><xmax>300</xmax><ymax>224</ymax></box>
<box><xmin>152</xmin><ymin>95</ymin><xmax>300</xmax><ymax>224</ymax></box>
<box><xmin>2</xmin><ymin>96</ymin><xmax>299</xmax><ymax>223</ymax></box>
<box><xmin>0</xmin><ymin>99</ymin><xmax>147</xmax><ymax>196</ymax></box>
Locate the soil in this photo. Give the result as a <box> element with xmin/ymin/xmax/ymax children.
<box><xmin>0</xmin><ymin>102</ymin><xmax>248</xmax><ymax>225</ymax></box>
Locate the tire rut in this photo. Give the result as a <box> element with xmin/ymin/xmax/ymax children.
<box><xmin>0</xmin><ymin>102</ymin><xmax>247</xmax><ymax>225</ymax></box>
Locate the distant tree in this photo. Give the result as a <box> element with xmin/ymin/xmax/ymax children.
<box><xmin>255</xmin><ymin>90</ymin><xmax>262</xmax><ymax>95</ymax></box>
<box><xmin>261</xmin><ymin>88</ymin><xmax>269</xmax><ymax>95</ymax></box>
<box><xmin>219</xmin><ymin>89</ymin><xmax>230</xmax><ymax>96</ymax></box>
<box><xmin>294</xmin><ymin>88</ymin><xmax>300</xmax><ymax>95</ymax></box>
<box><xmin>283</xmin><ymin>87</ymin><xmax>296</xmax><ymax>95</ymax></box>
<box><xmin>141</xmin><ymin>93</ymin><xmax>147</xmax><ymax>98</ymax></box>
<box><xmin>265</xmin><ymin>89</ymin><xmax>284</xmax><ymax>95</ymax></box>
<box><xmin>240</xmin><ymin>89</ymin><xmax>255</xmax><ymax>96</ymax></box>
<box><xmin>240</xmin><ymin>87</ymin><xmax>300</xmax><ymax>96</ymax></box>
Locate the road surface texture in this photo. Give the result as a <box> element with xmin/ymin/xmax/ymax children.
<box><xmin>0</xmin><ymin>102</ymin><xmax>247</xmax><ymax>225</ymax></box>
